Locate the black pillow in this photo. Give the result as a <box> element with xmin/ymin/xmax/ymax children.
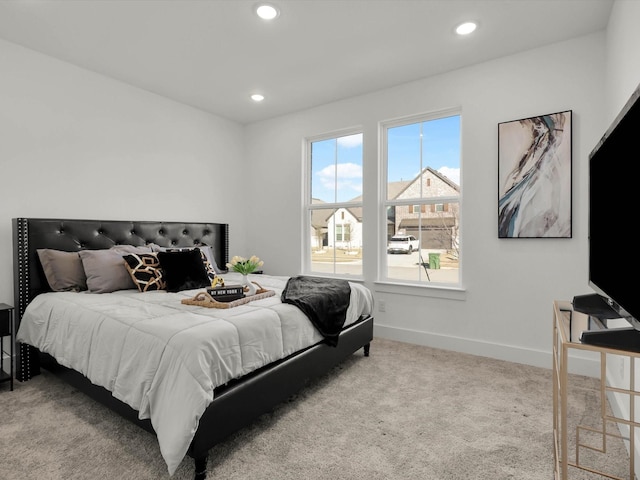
<box><xmin>158</xmin><ymin>250</ymin><xmax>210</xmax><ymax>292</ymax></box>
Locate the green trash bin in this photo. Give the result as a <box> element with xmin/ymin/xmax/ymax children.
<box><xmin>428</xmin><ymin>253</ymin><xmax>440</xmax><ymax>269</ymax></box>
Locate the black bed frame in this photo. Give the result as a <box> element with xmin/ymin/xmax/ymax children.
<box><xmin>12</xmin><ymin>218</ymin><xmax>373</xmax><ymax>479</ymax></box>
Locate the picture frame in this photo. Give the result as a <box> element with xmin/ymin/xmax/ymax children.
<box><xmin>498</xmin><ymin>110</ymin><xmax>572</xmax><ymax>238</ymax></box>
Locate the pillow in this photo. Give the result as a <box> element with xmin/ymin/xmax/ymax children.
<box><xmin>198</xmin><ymin>245</ymin><xmax>224</xmax><ymax>274</ymax></box>
<box><xmin>79</xmin><ymin>245</ymin><xmax>152</xmax><ymax>293</ymax></box>
<box><xmin>150</xmin><ymin>244</ymin><xmax>223</xmax><ymax>274</ymax></box>
<box><xmin>123</xmin><ymin>252</ymin><xmax>166</xmax><ymax>292</ymax></box>
<box><xmin>157</xmin><ymin>249</ymin><xmax>211</xmax><ymax>292</ymax></box>
<box><xmin>37</xmin><ymin>249</ymin><xmax>87</xmax><ymax>292</ymax></box>
<box><xmin>198</xmin><ymin>248</ymin><xmax>217</xmax><ymax>282</ymax></box>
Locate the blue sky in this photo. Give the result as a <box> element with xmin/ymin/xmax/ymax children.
<box><xmin>311</xmin><ymin>134</ymin><xmax>364</xmax><ymax>202</ymax></box>
<box><xmin>311</xmin><ymin>115</ymin><xmax>460</xmax><ymax>203</ymax></box>
<box><xmin>388</xmin><ymin>115</ymin><xmax>460</xmax><ymax>186</ymax></box>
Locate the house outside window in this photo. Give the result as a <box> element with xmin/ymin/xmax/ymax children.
<box><xmin>381</xmin><ymin>110</ymin><xmax>461</xmax><ymax>285</ymax></box>
<box><xmin>305</xmin><ymin>130</ymin><xmax>363</xmax><ymax>277</ymax></box>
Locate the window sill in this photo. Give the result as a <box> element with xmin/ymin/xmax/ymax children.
<box><xmin>373</xmin><ymin>280</ymin><xmax>466</xmax><ymax>301</ymax></box>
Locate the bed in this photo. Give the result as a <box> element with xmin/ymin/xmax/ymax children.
<box><xmin>12</xmin><ymin>217</ymin><xmax>374</xmax><ymax>479</ymax></box>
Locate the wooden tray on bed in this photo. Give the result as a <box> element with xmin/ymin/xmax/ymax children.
<box><xmin>182</xmin><ymin>287</ymin><xmax>275</xmax><ymax>309</ymax></box>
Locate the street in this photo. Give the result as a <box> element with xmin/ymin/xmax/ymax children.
<box><xmin>311</xmin><ymin>249</ymin><xmax>459</xmax><ymax>283</ymax></box>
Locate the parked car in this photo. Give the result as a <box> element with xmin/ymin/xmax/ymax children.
<box><xmin>387</xmin><ymin>235</ymin><xmax>419</xmax><ymax>254</ymax></box>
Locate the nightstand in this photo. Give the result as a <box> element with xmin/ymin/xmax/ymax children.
<box><xmin>0</xmin><ymin>303</ymin><xmax>14</xmax><ymax>391</ymax></box>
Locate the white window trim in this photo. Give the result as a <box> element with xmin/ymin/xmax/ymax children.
<box><xmin>378</xmin><ymin>107</ymin><xmax>463</xmax><ymax>290</ymax></box>
<box><xmin>302</xmin><ymin>126</ymin><xmax>364</xmax><ymax>278</ymax></box>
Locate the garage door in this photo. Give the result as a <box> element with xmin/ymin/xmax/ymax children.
<box><xmin>405</xmin><ymin>227</ymin><xmax>452</xmax><ymax>249</ymax></box>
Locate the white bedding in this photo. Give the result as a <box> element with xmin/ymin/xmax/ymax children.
<box><xmin>16</xmin><ymin>272</ymin><xmax>373</xmax><ymax>475</ymax></box>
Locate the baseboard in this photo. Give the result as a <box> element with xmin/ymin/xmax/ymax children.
<box><xmin>373</xmin><ymin>323</ymin><xmax>600</xmax><ymax>377</ymax></box>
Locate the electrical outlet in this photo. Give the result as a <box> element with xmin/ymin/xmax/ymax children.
<box><xmin>378</xmin><ymin>300</ymin><xmax>386</xmax><ymax>312</ymax></box>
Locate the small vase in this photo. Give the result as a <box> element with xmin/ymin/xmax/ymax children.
<box><xmin>242</xmin><ymin>274</ymin><xmax>257</xmax><ymax>296</ymax></box>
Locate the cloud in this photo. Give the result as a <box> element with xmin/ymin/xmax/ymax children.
<box><xmin>337</xmin><ymin>133</ymin><xmax>363</xmax><ymax>148</ymax></box>
<box><xmin>317</xmin><ymin>162</ymin><xmax>363</xmax><ymax>195</ymax></box>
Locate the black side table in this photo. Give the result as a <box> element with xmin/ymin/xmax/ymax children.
<box><xmin>0</xmin><ymin>303</ymin><xmax>14</xmax><ymax>391</ymax></box>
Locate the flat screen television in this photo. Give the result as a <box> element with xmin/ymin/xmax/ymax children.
<box><xmin>587</xmin><ymin>82</ymin><xmax>640</xmax><ymax>338</ymax></box>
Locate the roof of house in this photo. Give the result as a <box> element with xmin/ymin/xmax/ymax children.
<box><xmin>310</xmin><ymin>198</ymin><xmax>329</xmax><ymax>228</ymax></box>
<box><xmin>394</xmin><ymin>167</ymin><xmax>459</xmax><ymax>199</ymax></box>
<box><xmin>388</xmin><ymin>180</ymin><xmax>412</xmax><ymax>199</ymax></box>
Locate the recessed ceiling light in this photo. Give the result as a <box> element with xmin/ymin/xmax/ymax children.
<box><xmin>251</xmin><ymin>94</ymin><xmax>265</xmax><ymax>102</ymax></box>
<box><xmin>455</xmin><ymin>22</ymin><xmax>477</xmax><ymax>35</ymax></box>
<box><xmin>255</xmin><ymin>4</ymin><xmax>279</xmax><ymax>20</ymax></box>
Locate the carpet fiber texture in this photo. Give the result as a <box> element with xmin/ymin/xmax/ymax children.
<box><xmin>0</xmin><ymin>338</ymin><xmax>630</xmax><ymax>479</ymax></box>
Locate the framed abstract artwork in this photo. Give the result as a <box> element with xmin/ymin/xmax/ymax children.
<box><xmin>498</xmin><ymin>110</ymin><xmax>572</xmax><ymax>238</ymax></box>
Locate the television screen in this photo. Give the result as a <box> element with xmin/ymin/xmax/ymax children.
<box><xmin>589</xmin><ymin>84</ymin><xmax>640</xmax><ymax>329</ymax></box>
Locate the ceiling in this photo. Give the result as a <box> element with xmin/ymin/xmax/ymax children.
<box><xmin>0</xmin><ymin>0</ymin><xmax>613</xmax><ymax>125</ymax></box>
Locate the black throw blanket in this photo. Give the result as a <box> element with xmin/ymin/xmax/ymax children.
<box><xmin>281</xmin><ymin>275</ymin><xmax>351</xmax><ymax>347</ymax></box>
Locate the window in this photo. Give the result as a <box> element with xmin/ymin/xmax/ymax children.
<box><xmin>381</xmin><ymin>110</ymin><xmax>461</xmax><ymax>285</ymax></box>
<box><xmin>336</xmin><ymin>224</ymin><xmax>351</xmax><ymax>242</ymax></box>
<box><xmin>305</xmin><ymin>130</ymin><xmax>363</xmax><ymax>277</ymax></box>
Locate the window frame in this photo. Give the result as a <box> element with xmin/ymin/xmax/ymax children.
<box><xmin>303</xmin><ymin>126</ymin><xmax>364</xmax><ymax>278</ymax></box>
<box><xmin>378</xmin><ymin>107</ymin><xmax>462</xmax><ymax>288</ymax></box>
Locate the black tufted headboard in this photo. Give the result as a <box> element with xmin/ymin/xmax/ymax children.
<box><xmin>12</xmin><ymin>218</ymin><xmax>229</xmax><ymax>381</ymax></box>
<box><xmin>12</xmin><ymin>217</ymin><xmax>228</xmax><ymax>326</ymax></box>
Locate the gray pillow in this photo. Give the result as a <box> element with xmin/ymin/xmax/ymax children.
<box><xmin>37</xmin><ymin>249</ymin><xmax>87</xmax><ymax>292</ymax></box>
<box><xmin>79</xmin><ymin>245</ymin><xmax>152</xmax><ymax>293</ymax></box>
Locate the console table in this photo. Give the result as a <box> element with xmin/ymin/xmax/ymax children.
<box><xmin>553</xmin><ymin>300</ymin><xmax>639</xmax><ymax>479</ymax></box>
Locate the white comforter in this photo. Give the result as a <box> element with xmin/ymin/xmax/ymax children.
<box><xmin>16</xmin><ymin>273</ymin><xmax>373</xmax><ymax>475</ymax></box>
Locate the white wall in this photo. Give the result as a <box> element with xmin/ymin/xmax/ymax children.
<box><xmin>605</xmin><ymin>0</ymin><xmax>640</xmax><ymax>120</ymax></box>
<box><xmin>0</xmin><ymin>38</ymin><xmax>248</xmax><ymax>304</ymax></box>
<box><xmin>244</xmin><ymin>32</ymin><xmax>607</xmax><ymax>372</ymax></box>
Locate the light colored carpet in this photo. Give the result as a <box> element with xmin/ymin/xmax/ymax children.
<box><xmin>0</xmin><ymin>338</ymin><xmax>630</xmax><ymax>479</ymax></box>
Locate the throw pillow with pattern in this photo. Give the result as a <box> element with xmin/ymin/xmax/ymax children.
<box><xmin>123</xmin><ymin>252</ymin><xmax>166</xmax><ymax>292</ymax></box>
